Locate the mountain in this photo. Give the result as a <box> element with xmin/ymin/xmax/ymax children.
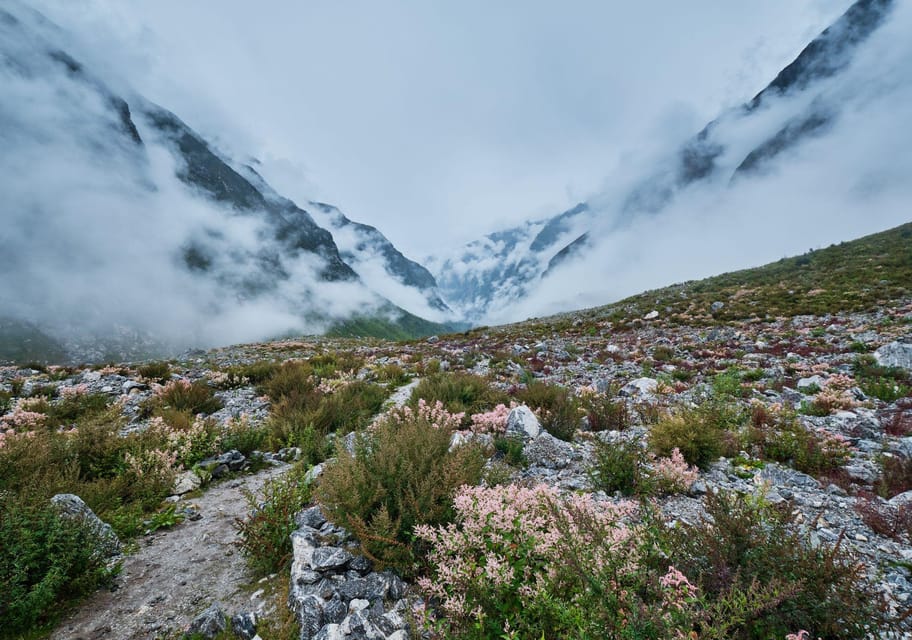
<box><xmin>429</xmin><ymin>203</ymin><xmax>592</xmax><ymax>321</ymax></box>
<box><xmin>433</xmin><ymin>0</ymin><xmax>902</xmax><ymax>322</ymax></box>
<box><xmin>0</xmin><ymin>2</ymin><xmax>453</xmax><ymax>363</ymax></box>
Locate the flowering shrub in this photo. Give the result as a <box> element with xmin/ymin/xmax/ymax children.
<box><xmin>417</xmin><ymin>484</ymin><xmax>783</xmax><ymax>639</ymax></box>
<box><xmin>146</xmin><ymin>415</ymin><xmax>221</xmax><ymax>467</ymax></box>
<box><xmin>468</xmin><ymin>402</ymin><xmax>516</xmax><ymax>434</ymax></box>
<box><xmin>651</xmin><ymin>447</ymin><xmax>700</xmax><ymax>494</ymax></box>
<box><xmin>316</xmin><ymin>401</ymin><xmax>486</xmax><ymax>575</ymax></box>
<box><xmin>590</xmin><ymin>438</ymin><xmax>697</xmax><ymax>496</ymax></box>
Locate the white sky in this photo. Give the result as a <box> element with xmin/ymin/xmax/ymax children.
<box><xmin>32</xmin><ymin>0</ymin><xmax>856</xmax><ymax>258</ymax></box>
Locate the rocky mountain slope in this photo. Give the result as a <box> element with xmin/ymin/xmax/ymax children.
<box><xmin>2</xmin><ymin>221</ymin><xmax>911</xmax><ymax>638</ymax></box>
<box><xmin>433</xmin><ymin>0</ymin><xmax>903</xmax><ymax>323</ymax></box>
<box><xmin>0</xmin><ymin>2</ymin><xmax>453</xmax><ymax>364</ymax></box>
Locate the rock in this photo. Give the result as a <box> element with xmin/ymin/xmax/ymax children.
<box><xmin>313</xmin><ymin>624</ymin><xmax>344</xmax><ymax>640</ymax></box>
<box><xmin>426</xmin><ymin>335</ymin><xmax>440</xmax><ymax>344</ymax></box>
<box><xmin>756</xmin><ymin>464</ymin><xmax>820</xmax><ymax>490</ymax></box>
<box><xmin>230</xmin><ymin>612</ymin><xmax>257</xmax><ymax>640</ymax></box>
<box><xmin>50</xmin><ymin>494</ymin><xmax>122</xmax><ymax>559</ymax></box>
<box><xmin>644</xmin><ymin>310</ymin><xmax>659</xmax><ymax>320</ymax></box>
<box><xmin>172</xmin><ymin>470</ymin><xmax>202</xmax><ymax>495</ymax></box>
<box><xmin>797</xmin><ymin>375</ymin><xmax>824</xmax><ymax>391</ymax></box>
<box><xmin>524</xmin><ymin>432</ymin><xmax>574</xmax><ymax>470</ymax></box>
<box><xmin>122</xmin><ymin>380</ymin><xmax>148</xmax><ymax>395</ymax></box>
<box><xmin>184</xmin><ymin>602</ymin><xmax>227</xmax><ymax>639</ymax></box>
<box><xmin>875</xmin><ymin>340</ymin><xmax>912</xmax><ymax>371</ymax></box>
<box><xmin>711</xmin><ymin>301</ymin><xmax>725</xmax><ymax>312</ymax></box>
<box><xmin>889</xmin><ymin>490</ymin><xmax>912</xmax><ymax>508</ymax></box>
<box><xmin>309</xmin><ymin>546</ymin><xmax>353</xmax><ymax>572</ymax></box>
<box><xmin>304</xmin><ymin>462</ymin><xmax>326</xmax><ymax>484</ymax></box>
<box><xmin>324</xmin><ymin>594</ymin><xmax>347</xmax><ymax>625</ymax></box>
<box><xmin>844</xmin><ymin>463</ymin><xmax>879</xmax><ymax>484</ymax></box>
<box><xmin>619</xmin><ymin>377</ymin><xmax>658</xmax><ymax>398</ymax></box>
<box><xmin>290</xmin><ymin>594</ymin><xmax>323</xmax><ymax>638</ymax></box>
<box><xmin>296</xmin><ymin>505</ymin><xmax>327</xmax><ymax>530</ymax></box>
<box><xmin>506</xmin><ymin>405</ymin><xmax>541</xmax><ymax>440</ymax></box>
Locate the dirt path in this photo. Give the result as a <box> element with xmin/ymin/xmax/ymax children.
<box><xmin>49</xmin><ymin>464</ymin><xmax>289</xmax><ymax>640</ymax></box>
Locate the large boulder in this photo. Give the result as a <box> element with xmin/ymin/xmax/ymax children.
<box><xmin>184</xmin><ymin>602</ymin><xmax>227</xmax><ymax>639</ymax></box>
<box><xmin>875</xmin><ymin>340</ymin><xmax>912</xmax><ymax>372</ymax></box>
<box><xmin>50</xmin><ymin>494</ymin><xmax>122</xmax><ymax>559</ymax></box>
<box><xmin>506</xmin><ymin>405</ymin><xmax>541</xmax><ymax>440</ymax></box>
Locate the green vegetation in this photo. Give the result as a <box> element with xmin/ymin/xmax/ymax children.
<box><xmin>410</xmin><ymin>371</ymin><xmax>507</xmax><ymax>423</ymax></box>
<box><xmin>589</xmin><ymin>221</ymin><xmax>912</xmax><ymax>326</ymax></box>
<box><xmin>327</xmin><ymin>308</ymin><xmax>462</xmax><ymax>341</ymax></box>
<box><xmin>315</xmin><ymin>404</ymin><xmax>487</xmax><ymax>576</ymax></box>
<box><xmin>648</xmin><ymin>401</ymin><xmax>743</xmax><ymax>468</ymax></box>
<box><xmin>235</xmin><ymin>463</ymin><xmax>312</xmax><ymax>576</ymax></box>
<box><xmin>513</xmin><ymin>381</ymin><xmax>580</xmax><ymax>441</ymax></box>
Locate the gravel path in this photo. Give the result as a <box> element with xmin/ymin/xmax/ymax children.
<box><xmin>49</xmin><ymin>464</ymin><xmax>289</xmax><ymax>640</ymax></box>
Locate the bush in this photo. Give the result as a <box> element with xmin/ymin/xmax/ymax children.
<box><xmin>661</xmin><ymin>490</ymin><xmax>895</xmax><ymax>639</ymax></box>
<box><xmin>874</xmin><ymin>454</ymin><xmax>912</xmax><ymax>499</ymax></box>
<box><xmin>580</xmin><ymin>392</ymin><xmax>630</xmax><ymax>432</ymax></box>
<box><xmin>259</xmin><ymin>361</ymin><xmax>315</xmax><ymax>404</ymax></box>
<box><xmin>137</xmin><ymin>361</ymin><xmax>171</xmax><ymax>383</ymax></box>
<box><xmin>515</xmin><ymin>382</ymin><xmax>580</xmax><ymax>441</ymax></box>
<box><xmin>589</xmin><ymin>438</ymin><xmax>651</xmax><ymax>496</ymax></box>
<box><xmin>220</xmin><ymin>416</ymin><xmax>269</xmax><ymax>456</ymax></box>
<box><xmin>150</xmin><ymin>379</ymin><xmax>222</xmax><ymax>416</ymax></box>
<box><xmin>235</xmin><ymin>464</ymin><xmax>312</xmax><ymax>577</ymax></box>
<box><xmin>854</xmin><ymin>491</ymin><xmax>912</xmax><ymax>541</ymax></box>
<box><xmin>315</xmin><ymin>402</ymin><xmax>487</xmax><ymax>575</ymax></box>
<box><xmin>745</xmin><ymin>405</ymin><xmax>851</xmax><ymax>477</ymax></box>
<box><xmin>649</xmin><ymin>401</ymin><xmax>741</xmax><ymax>468</ymax></box>
<box><xmin>417</xmin><ymin>484</ymin><xmax>785</xmax><ymax>640</ymax></box>
<box><xmin>308</xmin><ymin>381</ymin><xmax>388</xmax><ymax>435</ymax></box>
<box><xmin>0</xmin><ymin>499</ymin><xmax>114</xmax><ymax>636</ymax></box>
<box><xmin>410</xmin><ymin>372</ymin><xmax>507</xmax><ymax>424</ymax></box>
<box><xmin>861</xmin><ymin>377</ymin><xmax>911</xmax><ymax>402</ymax></box>
<box><xmin>493</xmin><ymin>434</ymin><xmax>527</xmax><ymax>468</ymax></box>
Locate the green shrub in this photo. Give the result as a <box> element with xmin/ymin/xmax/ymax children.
<box><xmin>137</xmin><ymin>361</ymin><xmax>171</xmax><ymax>383</ymax></box>
<box><xmin>315</xmin><ymin>404</ymin><xmax>487</xmax><ymax>575</ymax></box>
<box><xmin>235</xmin><ymin>464</ymin><xmax>312</xmax><ymax>577</ymax></box>
<box><xmin>860</xmin><ymin>377</ymin><xmax>911</xmax><ymax>402</ymax></box>
<box><xmin>588</xmin><ymin>438</ymin><xmax>652</xmax><ymax>496</ymax></box>
<box><xmin>45</xmin><ymin>393</ymin><xmax>110</xmax><ymax>429</ymax></box>
<box><xmin>220</xmin><ymin>417</ymin><xmax>269</xmax><ymax>456</ymax></box>
<box><xmin>745</xmin><ymin>406</ymin><xmax>851</xmax><ymax>476</ymax></box>
<box><xmin>580</xmin><ymin>393</ymin><xmax>630</xmax><ymax>432</ymax></box>
<box><xmin>149</xmin><ymin>379</ymin><xmax>222</xmax><ymax>416</ymax></box>
<box><xmin>259</xmin><ymin>361</ymin><xmax>315</xmax><ymax>404</ymax></box>
<box><xmin>649</xmin><ymin>401</ymin><xmax>741</xmax><ymax>468</ymax></box>
<box><xmin>515</xmin><ymin>382</ymin><xmax>580</xmax><ymax>441</ymax></box>
<box><xmin>660</xmin><ymin>490</ymin><xmax>895</xmax><ymax>639</ymax></box>
<box><xmin>712</xmin><ymin>369</ymin><xmax>749</xmax><ymax>397</ymax></box>
<box><xmin>374</xmin><ymin>363</ymin><xmax>408</xmax><ymax>385</ymax></box>
<box><xmin>493</xmin><ymin>434</ymin><xmax>527</xmax><ymax>468</ymax></box>
<box><xmin>0</xmin><ymin>499</ymin><xmax>115</xmax><ymax>636</ymax></box>
<box><xmin>307</xmin><ymin>381</ymin><xmax>388</xmax><ymax>435</ymax></box>
<box><xmin>410</xmin><ymin>372</ymin><xmax>506</xmax><ymax>424</ymax></box>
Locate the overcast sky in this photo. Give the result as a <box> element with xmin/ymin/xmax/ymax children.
<box><xmin>31</xmin><ymin>0</ymin><xmax>857</xmax><ymax>258</ymax></box>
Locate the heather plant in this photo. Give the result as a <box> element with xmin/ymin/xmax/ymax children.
<box><xmin>258</xmin><ymin>361</ymin><xmax>316</xmax><ymax>404</ymax></box>
<box><xmin>649</xmin><ymin>400</ymin><xmax>741</xmax><ymax>468</ymax></box>
<box><xmin>469</xmin><ymin>402</ymin><xmax>516</xmax><ymax>434</ymax></box>
<box><xmin>137</xmin><ymin>361</ymin><xmax>171</xmax><ymax>383</ymax></box>
<box><xmin>219</xmin><ymin>415</ymin><xmax>268</xmax><ymax>456</ymax></box>
<box><xmin>417</xmin><ymin>484</ymin><xmax>784</xmax><ymax>640</ymax></box>
<box><xmin>235</xmin><ymin>463</ymin><xmax>312</xmax><ymax>576</ymax></box>
<box><xmin>660</xmin><ymin>489</ymin><xmax>893</xmax><ymax>639</ymax></box>
<box><xmin>874</xmin><ymin>454</ymin><xmax>912</xmax><ymax>499</ymax></box>
<box><xmin>515</xmin><ymin>381</ymin><xmax>581</xmax><ymax>441</ymax></box>
<box><xmin>315</xmin><ymin>402</ymin><xmax>486</xmax><ymax>575</ymax></box>
<box><xmin>854</xmin><ymin>491</ymin><xmax>912</xmax><ymax>541</ymax></box>
<box><xmin>579</xmin><ymin>390</ymin><xmax>630</xmax><ymax>432</ymax></box>
<box><xmin>0</xmin><ymin>497</ymin><xmax>115</xmax><ymax>637</ymax></box>
<box><xmin>492</xmin><ymin>435</ymin><xmax>527</xmax><ymax>468</ymax></box>
<box><xmin>590</xmin><ymin>438</ymin><xmax>697</xmax><ymax>496</ymax></box>
<box><xmin>745</xmin><ymin>404</ymin><xmax>851</xmax><ymax>476</ymax></box>
<box><xmin>410</xmin><ymin>372</ymin><xmax>507</xmax><ymax>425</ymax></box>
<box><xmin>147</xmin><ymin>379</ymin><xmax>223</xmax><ymax>417</ymax></box>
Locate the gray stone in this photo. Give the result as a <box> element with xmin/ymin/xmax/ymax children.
<box><xmin>50</xmin><ymin>494</ymin><xmax>122</xmax><ymax>559</ymax></box>
<box><xmin>797</xmin><ymin>375</ymin><xmax>824</xmax><ymax>391</ymax></box>
<box><xmin>756</xmin><ymin>464</ymin><xmax>821</xmax><ymax>490</ymax></box>
<box><xmin>290</xmin><ymin>594</ymin><xmax>323</xmax><ymax>639</ymax></box>
<box><xmin>312</xmin><ymin>624</ymin><xmax>345</xmax><ymax>640</ymax></box>
<box><xmin>337</xmin><ymin>576</ymin><xmax>368</xmax><ymax>601</ymax></box>
<box><xmin>711</xmin><ymin>301</ymin><xmax>725</xmax><ymax>312</ymax></box>
<box><xmin>172</xmin><ymin>470</ymin><xmax>201</xmax><ymax>495</ymax></box>
<box><xmin>524</xmin><ymin>432</ymin><xmax>574</xmax><ymax>470</ymax></box>
<box><xmin>644</xmin><ymin>310</ymin><xmax>659</xmax><ymax>320</ymax></box>
<box><xmin>230</xmin><ymin>612</ymin><xmax>257</xmax><ymax>640</ymax></box>
<box><xmin>296</xmin><ymin>505</ymin><xmax>327</xmax><ymax>530</ymax></box>
<box><xmin>619</xmin><ymin>377</ymin><xmax>658</xmax><ymax>398</ymax></box>
<box><xmin>122</xmin><ymin>380</ymin><xmax>148</xmax><ymax>395</ymax></box>
<box><xmin>184</xmin><ymin>603</ymin><xmax>227</xmax><ymax>639</ymax></box>
<box><xmin>349</xmin><ymin>554</ymin><xmax>372</xmax><ymax>575</ymax></box>
<box><xmin>506</xmin><ymin>405</ymin><xmax>541</xmax><ymax>440</ymax></box>
<box><xmin>323</xmin><ymin>594</ymin><xmax>347</xmax><ymax>625</ymax></box>
<box><xmin>309</xmin><ymin>547</ymin><xmax>353</xmax><ymax>572</ymax></box>
<box><xmin>875</xmin><ymin>341</ymin><xmax>912</xmax><ymax>372</ymax></box>
<box><xmin>889</xmin><ymin>490</ymin><xmax>912</xmax><ymax>508</ymax></box>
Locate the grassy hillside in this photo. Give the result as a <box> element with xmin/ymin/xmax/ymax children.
<box><xmin>593</xmin><ymin>221</ymin><xmax>912</xmax><ymax>327</ymax></box>
<box><xmin>326</xmin><ymin>308</ymin><xmax>466</xmax><ymax>341</ymax></box>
